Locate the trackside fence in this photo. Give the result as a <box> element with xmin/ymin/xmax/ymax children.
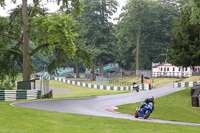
<box><xmin>0</xmin><ymin>90</ymin><xmax>41</xmax><ymax>101</ymax></box>
<box><xmin>50</xmin><ymin>77</ymin><xmax>151</xmax><ymax>91</ymax></box>
<box><xmin>173</xmin><ymin>81</ymin><xmax>200</xmax><ymax>88</ymax></box>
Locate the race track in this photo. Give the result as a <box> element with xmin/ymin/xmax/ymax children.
<box><xmin>12</xmin><ymin>83</ymin><xmax>200</xmax><ymax>126</ymax></box>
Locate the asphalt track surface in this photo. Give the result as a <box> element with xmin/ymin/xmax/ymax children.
<box><xmin>12</xmin><ymin>83</ymin><xmax>200</xmax><ymax>127</ymax></box>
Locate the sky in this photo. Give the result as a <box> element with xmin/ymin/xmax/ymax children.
<box><xmin>0</xmin><ymin>0</ymin><xmax>127</xmax><ymax>23</ymax></box>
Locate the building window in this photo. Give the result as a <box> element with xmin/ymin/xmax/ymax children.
<box><xmin>173</xmin><ymin>67</ymin><xmax>175</xmax><ymax>71</ymax></box>
<box><xmin>179</xmin><ymin>67</ymin><xmax>181</xmax><ymax>71</ymax></box>
<box><xmin>164</xmin><ymin>67</ymin><xmax>166</xmax><ymax>71</ymax></box>
<box><xmin>185</xmin><ymin>68</ymin><xmax>187</xmax><ymax>71</ymax></box>
<box><xmin>167</xmin><ymin>67</ymin><xmax>169</xmax><ymax>71</ymax></box>
<box><xmin>161</xmin><ymin>67</ymin><xmax>162</xmax><ymax>71</ymax></box>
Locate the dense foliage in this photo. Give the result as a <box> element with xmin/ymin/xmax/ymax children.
<box><xmin>77</xmin><ymin>0</ymin><xmax>118</xmax><ymax>76</ymax></box>
<box><xmin>0</xmin><ymin>0</ymin><xmax>82</xmax><ymax>83</ymax></box>
<box><xmin>1</xmin><ymin>0</ymin><xmax>200</xmax><ymax>86</ymax></box>
<box><xmin>115</xmin><ymin>0</ymin><xmax>182</xmax><ymax>70</ymax></box>
<box><xmin>168</xmin><ymin>0</ymin><xmax>200</xmax><ymax>67</ymax></box>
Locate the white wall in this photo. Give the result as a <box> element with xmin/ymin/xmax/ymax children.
<box><xmin>152</xmin><ymin>64</ymin><xmax>192</xmax><ymax>77</ymax></box>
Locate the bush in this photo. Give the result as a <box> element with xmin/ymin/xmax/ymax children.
<box><xmin>0</xmin><ymin>81</ymin><xmax>15</xmax><ymax>90</ymax></box>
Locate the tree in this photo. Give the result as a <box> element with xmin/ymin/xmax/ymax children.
<box><xmin>115</xmin><ymin>0</ymin><xmax>180</xmax><ymax>70</ymax></box>
<box><xmin>78</xmin><ymin>0</ymin><xmax>118</xmax><ymax>78</ymax></box>
<box><xmin>0</xmin><ymin>0</ymin><xmax>81</xmax><ymax>81</ymax></box>
<box><xmin>190</xmin><ymin>0</ymin><xmax>200</xmax><ymax>24</ymax></box>
<box><xmin>168</xmin><ymin>4</ymin><xmax>200</xmax><ymax>67</ymax></box>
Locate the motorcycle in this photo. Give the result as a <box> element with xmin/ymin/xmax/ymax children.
<box><xmin>134</xmin><ymin>102</ymin><xmax>154</xmax><ymax>119</ymax></box>
<box><xmin>133</xmin><ymin>82</ymin><xmax>139</xmax><ymax>92</ymax></box>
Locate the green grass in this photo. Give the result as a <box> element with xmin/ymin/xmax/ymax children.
<box><xmin>16</xmin><ymin>73</ymin><xmax>23</xmax><ymax>81</ymax></box>
<box><xmin>152</xmin><ymin>78</ymin><xmax>179</xmax><ymax>87</ymax></box>
<box><xmin>0</xmin><ymin>101</ymin><xmax>200</xmax><ymax>133</ymax></box>
<box><xmin>117</xmin><ymin>87</ymin><xmax>200</xmax><ymax>124</ymax></box>
<box><xmin>48</xmin><ymin>80</ymin><xmax>129</xmax><ymax>99</ymax></box>
<box><xmin>1</xmin><ymin>77</ymin><xmax>200</xmax><ymax>132</ymax></box>
<box><xmin>181</xmin><ymin>76</ymin><xmax>200</xmax><ymax>82</ymax></box>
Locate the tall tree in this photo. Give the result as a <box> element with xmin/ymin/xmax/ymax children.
<box><xmin>0</xmin><ymin>0</ymin><xmax>81</xmax><ymax>81</ymax></box>
<box><xmin>168</xmin><ymin>3</ymin><xmax>200</xmax><ymax>67</ymax></box>
<box><xmin>115</xmin><ymin>0</ymin><xmax>180</xmax><ymax>70</ymax></box>
<box><xmin>78</xmin><ymin>0</ymin><xmax>118</xmax><ymax>77</ymax></box>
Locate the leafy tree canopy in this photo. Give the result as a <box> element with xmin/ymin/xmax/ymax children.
<box><xmin>0</xmin><ymin>0</ymin><xmax>82</xmax><ymax>82</ymax></box>
<box><xmin>168</xmin><ymin>2</ymin><xmax>200</xmax><ymax>67</ymax></box>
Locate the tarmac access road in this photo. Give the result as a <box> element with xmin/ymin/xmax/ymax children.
<box><xmin>12</xmin><ymin>83</ymin><xmax>200</xmax><ymax>127</ymax></box>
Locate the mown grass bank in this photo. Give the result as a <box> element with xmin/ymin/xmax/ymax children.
<box><xmin>0</xmin><ymin>101</ymin><xmax>199</xmax><ymax>133</ymax></box>
<box><xmin>49</xmin><ymin>80</ymin><xmax>129</xmax><ymax>99</ymax></box>
<box><xmin>117</xmin><ymin>87</ymin><xmax>200</xmax><ymax>124</ymax></box>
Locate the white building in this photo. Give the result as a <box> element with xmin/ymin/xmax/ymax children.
<box><xmin>152</xmin><ymin>62</ymin><xmax>192</xmax><ymax>78</ymax></box>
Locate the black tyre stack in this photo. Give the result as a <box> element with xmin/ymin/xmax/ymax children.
<box><xmin>191</xmin><ymin>97</ymin><xmax>199</xmax><ymax>107</ymax></box>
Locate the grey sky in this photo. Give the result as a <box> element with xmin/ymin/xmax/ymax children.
<box><xmin>0</xmin><ymin>0</ymin><xmax>127</xmax><ymax>23</ymax></box>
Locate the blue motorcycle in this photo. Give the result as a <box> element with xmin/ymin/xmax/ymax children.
<box><xmin>134</xmin><ymin>102</ymin><xmax>154</xmax><ymax>119</ymax></box>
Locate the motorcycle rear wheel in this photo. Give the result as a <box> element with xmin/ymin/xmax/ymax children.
<box><xmin>134</xmin><ymin>111</ymin><xmax>139</xmax><ymax>118</ymax></box>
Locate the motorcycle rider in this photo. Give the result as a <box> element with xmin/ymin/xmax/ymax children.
<box><xmin>139</xmin><ymin>96</ymin><xmax>154</xmax><ymax>112</ymax></box>
<box><xmin>133</xmin><ymin>82</ymin><xmax>139</xmax><ymax>92</ymax></box>
<box><xmin>133</xmin><ymin>82</ymin><xmax>137</xmax><ymax>87</ymax></box>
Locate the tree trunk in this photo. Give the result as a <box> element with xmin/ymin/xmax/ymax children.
<box><xmin>22</xmin><ymin>0</ymin><xmax>30</xmax><ymax>81</ymax></box>
<box><xmin>99</xmin><ymin>57</ymin><xmax>104</xmax><ymax>77</ymax></box>
<box><xmin>91</xmin><ymin>66</ymin><xmax>95</xmax><ymax>81</ymax></box>
<box><xmin>136</xmin><ymin>21</ymin><xmax>141</xmax><ymax>71</ymax></box>
<box><xmin>76</xmin><ymin>62</ymin><xmax>80</xmax><ymax>78</ymax></box>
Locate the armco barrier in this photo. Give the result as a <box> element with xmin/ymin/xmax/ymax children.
<box><xmin>0</xmin><ymin>90</ymin><xmax>41</xmax><ymax>101</ymax></box>
<box><xmin>173</xmin><ymin>81</ymin><xmax>200</xmax><ymax>88</ymax></box>
<box><xmin>50</xmin><ymin>77</ymin><xmax>150</xmax><ymax>91</ymax></box>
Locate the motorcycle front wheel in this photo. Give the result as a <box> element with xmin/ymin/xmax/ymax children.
<box><xmin>143</xmin><ymin>110</ymin><xmax>151</xmax><ymax>119</ymax></box>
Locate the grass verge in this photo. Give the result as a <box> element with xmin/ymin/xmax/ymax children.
<box><xmin>117</xmin><ymin>87</ymin><xmax>200</xmax><ymax>124</ymax></box>
<box><xmin>48</xmin><ymin>80</ymin><xmax>129</xmax><ymax>99</ymax></box>
<box><xmin>181</xmin><ymin>76</ymin><xmax>200</xmax><ymax>82</ymax></box>
<box><xmin>0</xmin><ymin>101</ymin><xmax>199</xmax><ymax>133</ymax></box>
